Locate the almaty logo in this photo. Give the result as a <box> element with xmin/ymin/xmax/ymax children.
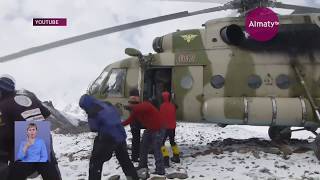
<box><xmin>180</xmin><ymin>34</ymin><xmax>198</xmax><ymax>43</ymax></box>
<box><xmin>245</xmin><ymin>7</ymin><xmax>280</xmax><ymax>42</ymax></box>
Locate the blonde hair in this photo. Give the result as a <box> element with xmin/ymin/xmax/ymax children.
<box><xmin>27</xmin><ymin>123</ymin><xmax>37</xmax><ymax>131</ymax></box>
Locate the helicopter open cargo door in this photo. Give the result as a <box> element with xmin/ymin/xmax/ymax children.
<box><xmin>172</xmin><ymin>66</ymin><xmax>203</xmax><ymax>122</ymax></box>
<box><xmin>143</xmin><ymin>67</ymin><xmax>172</xmax><ymax>108</ymax></box>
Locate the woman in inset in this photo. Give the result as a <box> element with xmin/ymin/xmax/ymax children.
<box><xmin>17</xmin><ymin>123</ymin><xmax>48</xmax><ymax>162</ymax></box>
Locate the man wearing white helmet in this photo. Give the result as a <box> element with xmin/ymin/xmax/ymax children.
<box><xmin>0</xmin><ymin>75</ymin><xmax>61</xmax><ymax>180</ymax></box>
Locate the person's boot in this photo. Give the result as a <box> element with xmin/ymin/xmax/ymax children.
<box><xmin>161</xmin><ymin>146</ymin><xmax>170</xmax><ymax>167</ymax></box>
<box><xmin>151</xmin><ymin>166</ymin><xmax>165</xmax><ymax>176</ymax></box>
<box><xmin>171</xmin><ymin>145</ymin><xmax>180</xmax><ymax>163</ymax></box>
<box><xmin>109</xmin><ymin>175</ymin><xmax>120</xmax><ymax>180</ymax></box>
<box><xmin>136</xmin><ymin>168</ymin><xmax>149</xmax><ymax>180</ymax></box>
<box><xmin>126</xmin><ymin>176</ymin><xmax>133</xmax><ymax>180</ymax></box>
<box><xmin>126</xmin><ymin>175</ymin><xmax>140</xmax><ymax>180</ymax></box>
<box><xmin>0</xmin><ymin>162</ymin><xmax>9</xmax><ymax>180</ymax></box>
<box><xmin>151</xmin><ymin>170</ymin><xmax>165</xmax><ymax>176</ymax></box>
<box><xmin>164</xmin><ymin>156</ymin><xmax>170</xmax><ymax>167</ymax></box>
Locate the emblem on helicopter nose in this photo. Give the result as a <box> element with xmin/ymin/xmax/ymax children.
<box><xmin>180</xmin><ymin>34</ymin><xmax>198</xmax><ymax>43</ymax></box>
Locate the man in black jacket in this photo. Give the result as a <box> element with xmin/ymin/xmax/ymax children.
<box><xmin>0</xmin><ymin>75</ymin><xmax>61</xmax><ymax>180</ymax></box>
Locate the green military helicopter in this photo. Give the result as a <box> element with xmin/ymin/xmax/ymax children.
<box><xmin>1</xmin><ymin>0</ymin><xmax>320</xmax><ymax>159</ymax></box>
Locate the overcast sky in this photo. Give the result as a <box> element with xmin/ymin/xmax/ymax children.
<box><xmin>0</xmin><ymin>0</ymin><xmax>318</xmax><ymax>110</ymax></box>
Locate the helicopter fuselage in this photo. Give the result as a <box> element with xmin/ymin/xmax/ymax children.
<box><xmin>89</xmin><ymin>13</ymin><xmax>320</xmax><ymax>128</ymax></box>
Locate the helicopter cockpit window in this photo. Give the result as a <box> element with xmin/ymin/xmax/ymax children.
<box><xmin>88</xmin><ymin>69</ymin><xmax>109</xmax><ymax>95</ymax></box>
<box><xmin>276</xmin><ymin>74</ymin><xmax>290</xmax><ymax>89</ymax></box>
<box><xmin>211</xmin><ymin>75</ymin><xmax>225</xmax><ymax>89</ymax></box>
<box><xmin>101</xmin><ymin>68</ymin><xmax>126</xmax><ymax>97</ymax></box>
<box><xmin>248</xmin><ymin>75</ymin><xmax>262</xmax><ymax>89</ymax></box>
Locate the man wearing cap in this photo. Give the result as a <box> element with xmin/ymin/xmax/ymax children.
<box><xmin>122</xmin><ymin>91</ymin><xmax>166</xmax><ymax>176</ymax></box>
<box><xmin>0</xmin><ymin>75</ymin><xmax>61</xmax><ymax>180</ymax></box>
<box><xmin>126</xmin><ymin>88</ymin><xmax>146</xmax><ymax>163</ymax></box>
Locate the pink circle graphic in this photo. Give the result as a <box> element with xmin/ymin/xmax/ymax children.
<box><xmin>245</xmin><ymin>7</ymin><xmax>279</xmax><ymax>42</ymax></box>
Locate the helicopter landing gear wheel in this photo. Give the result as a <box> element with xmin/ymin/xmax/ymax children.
<box><xmin>268</xmin><ymin>126</ymin><xmax>292</xmax><ymax>141</ymax></box>
<box><xmin>314</xmin><ymin>134</ymin><xmax>320</xmax><ymax>160</ymax></box>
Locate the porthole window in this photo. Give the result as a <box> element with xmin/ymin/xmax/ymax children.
<box><xmin>211</xmin><ymin>75</ymin><xmax>225</xmax><ymax>89</ymax></box>
<box><xmin>276</xmin><ymin>74</ymin><xmax>290</xmax><ymax>89</ymax></box>
<box><xmin>248</xmin><ymin>75</ymin><xmax>262</xmax><ymax>89</ymax></box>
<box><xmin>180</xmin><ymin>75</ymin><xmax>193</xmax><ymax>89</ymax></box>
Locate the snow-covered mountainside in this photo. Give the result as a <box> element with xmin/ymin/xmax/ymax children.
<box><xmin>30</xmin><ymin>123</ymin><xmax>320</xmax><ymax>180</ymax></box>
<box><xmin>42</xmin><ymin>102</ymin><xmax>89</xmax><ymax>134</ymax></box>
<box><xmin>62</xmin><ymin>103</ymin><xmax>87</xmax><ymax>122</ymax></box>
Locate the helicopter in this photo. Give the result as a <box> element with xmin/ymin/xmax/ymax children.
<box><xmin>1</xmin><ymin>0</ymin><xmax>320</xmax><ymax>160</ymax></box>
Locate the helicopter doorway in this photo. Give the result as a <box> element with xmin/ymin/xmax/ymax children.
<box><xmin>143</xmin><ymin>68</ymin><xmax>172</xmax><ymax>109</ymax></box>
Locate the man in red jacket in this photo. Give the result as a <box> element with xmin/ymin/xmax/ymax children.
<box><xmin>122</xmin><ymin>95</ymin><xmax>166</xmax><ymax>176</ymax></box>
<box><xmin>126</xmin><ymin>89</ymin><xmax>145</xmax><ymax>163</ymax></box>
<box><xmin>160</xmin><ymin>91</ymin><xmax>180</xmax><ymax>167</ymax></box>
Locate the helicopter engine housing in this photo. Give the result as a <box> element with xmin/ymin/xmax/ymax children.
<box><xmin>220</xmin><ymin>24</ymin><xmax>245</xmax><ymax>45</ymax></box>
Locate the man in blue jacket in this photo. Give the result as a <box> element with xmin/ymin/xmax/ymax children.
<box><xmin>79</xmin><ymin>94</ymin><xmax>139</xmax><ymax>180</ymax></box>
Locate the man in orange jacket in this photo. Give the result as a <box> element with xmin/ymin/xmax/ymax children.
<box><xmin>160</xmin><ymin>91</ymin><xmax>180</xmax><ymax>167</ymax></box>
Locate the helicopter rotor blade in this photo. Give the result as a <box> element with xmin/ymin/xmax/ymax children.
<box><xmin>0</xmin><ymin>12</ymin><xmax>188</xmax><ymax>63</ymax></box>
<box><xmin>159</xmin><ymin>0</ymin><xmax>232</xmax><ymax>4</ymax></box>
<box><xmin>0</xmin><ymin>4</ymin><xmax>233</xmax><ymax>63</ymax></box>
<box><xmin>273</xmin><ymin>2</ymin><xmax>320</xmax><ymax>14</ymax></box>
<box><xmin>189</xmin><ymin>3</ymin><xmax>234</xmax><ymax>15</ymax></box>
